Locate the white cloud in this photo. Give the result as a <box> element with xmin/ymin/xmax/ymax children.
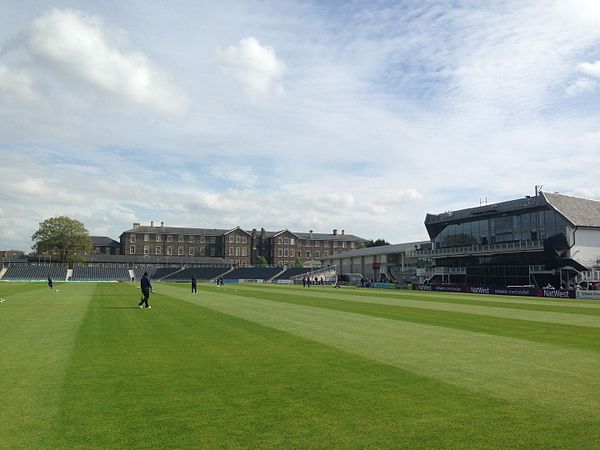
<box><xmin>216</xmin><ymin>36</ymin><xmax>286</xmax><ymax>99</ymax></box>
<box><xmin>578</xmin><ymin>60</ymin><xmax>600</xmax><ymax>78</ymax></box>
<box><xmin>566</xmin><ymin>77</ymin><xmax>598</xmax><ymax>96</ymax></box>
<box><xmin>2</xmin><ymin>9</ymin><xmax>188</xmax><ymax>115</ymax></box>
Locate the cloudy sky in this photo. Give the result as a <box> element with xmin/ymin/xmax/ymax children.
<box><xmin>1</xmin><ymin>0</ymin><xmax>600</xmax><ymax>250</ymax></box>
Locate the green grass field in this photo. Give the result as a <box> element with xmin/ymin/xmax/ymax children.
<box><xmin>1</xmin><ymin>282</ymin><xmax>600</xmax><ymax>449</ymax></box>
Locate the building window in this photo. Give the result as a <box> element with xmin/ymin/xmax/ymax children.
<box><xmin>324</xmin><ymin>251</ymin><xmax>329</xmax><ymax>257</ymax></box>
<box><xmin>290</xmin><ymin>238</ymin><xmax>295</xmax><ymax>245</ymax></box>
<box><xmin>284</xmin><ymin>249</ymin><xmax>288</xmax><ymax>257</ymax></box>
<box><xmin>241</xmin><ymin>247</ymin><xmax>247</xmax><ymax>256</ymax></box>
<box><xmin>284</xmin><ymin>237</ymin><xmax>289</xmax><ymax>245</ymax></box>
<box><xmin>242</xmin><ymin>236</ymin><xmax>247</xmax><ymax>244</ymax></box>
<box><xmin>94</xmin><ymin>247</ymin><xmax>100</xmax><ymax>254</ymax></box>
<box><xmin>278</xmin><ymin>237</ymin><xmax>283</xmax><ymax>244</ymax></box>
<box><xmin>211</xmin><ymin>248</ymin><xmax>215</xmax><ymax>256</ymax></box>
<box><xmin>210</xmin><ymin>237</ymin><xmax>216</xmax><ymax>244</ymax></box>
<box><xmin>323</xmin><ymin>241</ymin><xmax>328</xmax><ymax>246</ymax></box>
<box><xmin>342</xmin><ymin>242</ymin><xmax>346</xmax><ymax>248</ymax></box>
<box><xmin>178</xmin><ymin>235</ymin><xmax>184</xmax><ymax>243</ymax></box>
<box><xmin>178</xmin><ymin>246</ymin><xmax>184</xmax><ymax>255</ymax></box>
<box><xmin>235</xmin><ymin>235</ymin><xmax>240</xmax><ymax>243</ymax></box>
<box><xmin>155</xmin><ymin>246</ymin><xmax>161</xmax><ymax>255</ymax></box>
<box><xmin>235</xmin><ymin>247</ymin><xmax>240</xmax><ymax>256</ymax></box>
<box><xmin>351</xmin><ymin>242</ymin><xmax>355</xmax><ymax>249</ymax></box>
<box><xmin>156</xmin><ymin>234</ymin><xmax>161</xmax><ymax>242</ymax></box>
<box><xmin>130</xmin><ymin>245</ymin><xmax>135</xmax><ymax>254</ymax></box>
<box><xmin>316</xmin><ymin>251</ymin><xmax>320</xmax><ymax>258</ymax></box>
<box><xmin>189</xmin><ymin>236</ymin><xmax>194</xmax><ymax>243</ymax></box>
<box><xmin>229</xmin><ymin>235</ymin><xmax>234</xmax><ymax>243</ymax></box>
<box><xmin>200</xmin><ymin>247</ymin><xmax>205</xmax><ymax>255</ymax></box>
<box><xmin>315</xmin><ymin>241</ymin><xmax>320</xmax><ymax>247</ymax></box>
<box><xmin>306</xmin><ymin>251</ymin><xmax>311</xmax><ymax>258</ymax></box>
<box><xmin>278</xmin><ymin>249</ymin><xmax>283</xmax><ymax>257</ymax></box>
<box><xmin>167</xmin><ymin>246</ymin><xmax>172</xmax><ymax>256</ymax></box>
<box><xmin>229</xmin><ymin>247</ymin><xmax>234</xmax><ymax>256</ymax></box>
<box><xmin>143</xmin><ymin>245</ymin><xmax>149</xmax><ymax>255</ymax></box>
<box><xmin>200</xmin><ymin>236</ymin><xmax>205</xmax><ymax>243</ymax></box>
<box><xmin>333</xmin><ymin>241</ymin><xmax>337</xmax><ymax>248</ymax></box>
<box><xmin>189</xmin><ymin>247</ymin><xmax>194</xmax><ymax>256</ymax></box>
<box><xmin>130</xmin><ymin>235</ymin><xmax>136</xmax><ymax>243</ymax></box>
<box><xmin>167</xmin><ymin>235</ymin><xmax>173</xmax><ymax>242</ymax></box>
<box><xmin>144</xmin><ymin>234</ymin><xmax>149</xmax><ymax>241</ymax></box>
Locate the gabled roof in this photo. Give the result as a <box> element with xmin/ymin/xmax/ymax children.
<box><xmin>224</xmin><ymin>226</ymin><xmax>252</xmax><ymax>236</ymax></box>
<box><xmin>91</xmin><ymin>236</ymin><xmax>120</xmax><ymax>247</ymax></box>
<box><xmin>272</xmin><ymin>229</ymin><xmax>301</xmax><ymax>239</ymax></box>
<box><xmin>542</xmin><ymin>192</ymin><xmax>600</xmax><ymax>228</ymax></box>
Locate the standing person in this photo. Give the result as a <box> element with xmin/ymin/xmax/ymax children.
<box><xmin>48</xmin><ymin>276</ymin><xmax>53</xmax><ymax>290</ymax></box>
<box><xmin>138</xmin><ymin>272</ymin><xmax>153</xmax><ymax>309</ymax></box>
<box><xmin>302</xmin><ymin>277</ymin><xmax>307</xmax><ymax>288</ymax></box>
<box><xmin>192</xmin><ymin>276</ymin><xmax>197</xmax><ymax>293</ymax></box>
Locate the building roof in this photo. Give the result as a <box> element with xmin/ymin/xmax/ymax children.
<box><xmin>82</xmin><ymin>254</ymin><xmax>230</xmax><ymax>265</ymax></box>
<box><xmin>542</xmin><ymin>192</ymin><xmax>600</xmax><ymax>228</ymax></box>
<box><xmin>91</xmin><ymin>236</ymin><xmax>121</xmax><ymax>247</ymax></box>
<box><xmin>121</xmin><ymin>224</ymin><xmax>368</xmax><ymax>242</ymax></box>
<box><xmin>424</xmin><ymin>191</ymin><xmax>600</xmax><ymax>239</ymax></box>
<box><xmin>120</xmin><ymin>226</ymin><xmax>230</xmax><ymax>236</ymax></box>
<box><xmin>321</xmin><ymin>241</ymin><xmax>430</xmax><ymax>260</ymax></box>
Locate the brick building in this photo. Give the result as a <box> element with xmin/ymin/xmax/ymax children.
<box><xmin>119</xmin><ymin>222</ymin><xmax>368</xmax><ymax>267</ymax></box>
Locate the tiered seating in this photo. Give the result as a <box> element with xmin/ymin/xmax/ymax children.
<box><xmin>163</xmin><ymin>267</ymin><xmax>230</xmax><ymax>281</ymax></box>
<box><xmin>152</xmin><ymin>267</ymin><xmax>182</xmax><ymax>279</ymax></box>
<box><xmin>225</xmin><ymin>267</ymin><xmax>281</xmax><ymax>280</ymax></box>
<box><xmin>133</xmin><ymin>266</ymin><xmax>158</xmax><ymax>279</ymax></box>
<box><xmin>2</xmin><ymin>264</ymin><xmax>67</xmax><ymax>280</ymax></box>
<box><xmin>72</xmin><ymin>266</ymin><xmax>130</xmax><ymax>281</ymax></box>
<box><xmin>273</xmin><ymin>268</ymin><xmax>311</xmax><ymax>281</ymax></box>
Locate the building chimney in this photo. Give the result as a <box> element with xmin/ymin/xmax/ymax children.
<box><xmin>309</xmin><ymin>230</ymin><xmax>314</xmax><ymax>239</ymax></box>
<box><xmin>151</xmin><ymin>221</ymin><xmax>154</xmax><ymax>227</ymax></box>
<box><xmin>333</xmin><ymin>229</ymin><xmax>337</xmax><ymax>236</ymax></box>
<box><xmin>161</xmin><ymin>221</ymin><xmax>164</xmax><ymax>228</ymax></box>
<box><xmin>133</xmin><ymin>223</ymin><xmax>140</xmax><ymax>228</ymax></box>
<box><xmin>261</xmin><ymin>227</ymin><xmax>265</xmax><ymax>238</ymax></box>
<box><xmin>341</xmin><ymin>230</ymin><xmax>345</xmax><ymax>235</ymax></box>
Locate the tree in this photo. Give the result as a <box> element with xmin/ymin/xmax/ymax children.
<box><xmin>31</xmin><ymin>216</ymin><xmax>93</xmax><ymax>264</ymax></box>
<box><xmin>294</xmin><ymin>258</ymin><xmax>303</xmax><ymax>268</ymax></box>
<box><xmin>366</xmin><ymin>238</ymin><xmax>390</xmax><ymax>248</ymax></box>
<box><xmin>256</xmin><ymin>256</ymin><xmax>268</xmax><ymax>267</ymax></box>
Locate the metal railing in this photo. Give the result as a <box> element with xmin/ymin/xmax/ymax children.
<box><xmin>408</xmin><ymin>240</ymin><xmax>543</xmax><ymax>258</ymax></box>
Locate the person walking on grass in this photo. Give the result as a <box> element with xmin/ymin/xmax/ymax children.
<box><xmin>48</xmin><ymin>276</ymin><xmax>53</xmax><ymax>290</ymax></box>
<box><xmin>138</xmin><ymin>272</ymin><xmax>153</xmax><ymax>309</ymax></box>
<box><xmin>192</xmin><ymin>276</ymin><xmax>197</xmax><ymax>293</ymax></box>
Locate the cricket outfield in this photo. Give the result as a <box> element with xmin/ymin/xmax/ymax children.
<box><xmin>1</xmin><ymin>282</ymin><xmax>600</xmax><ymax>449</ymax></box>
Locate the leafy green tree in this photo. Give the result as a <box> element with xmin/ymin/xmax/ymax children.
<box><xmin>257</xmin><ymin>256</ymin><xmax>268</xmax><ymax>267</ymax></box>
<box><xmin>31</xmin><ymin>216</ymin><xmax>93</xmax><ymax>264</ymax></box>
<box><xmin>294</xmin><ymin>258</ymin><xmax>303</xmax><ymax>268</ymax></box>
<box><xmin>366</xmin><ymin>238</ymin><xmax>390</xmax><ymax>248</ymax></box>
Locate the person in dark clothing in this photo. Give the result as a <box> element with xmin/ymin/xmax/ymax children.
<box><xmin>192</xmin><ymin>276</ymin><xmax>197</xmax><ymax>293</ymax></box>
<box><xmin>138</xmin><ymin>272</ymin><xmax>153</xmax><ymax>308</ymax></box>
<box><xmin>48</xmin><ymin>276</ymin><xmax>53</xmax><ymax>289</ymax></box>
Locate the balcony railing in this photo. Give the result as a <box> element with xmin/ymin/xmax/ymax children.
<box><xmin>409</xmin><ymin>240</ymin><xmax>544</xmax><ymax>258</ymax></box>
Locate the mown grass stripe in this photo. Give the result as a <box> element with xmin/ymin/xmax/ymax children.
<box><xmin>168</xmin><ymin>283</ymin><xmax>600</xmax><ymax>352</ymax></box>
<box><xmin>45</xmin><ymin>283</ymin><xmax>577</xmax><ymax>449</ymax></box>
<box><xmin>247</xmin><ymin>284</ymin><xmax>600</xmax><ymax>315</ymax></box>
<box><xmin>0</xmin><ymin>283</ymin><xmax>93</xmax><ymax>449</ymax></box>
<box><xmin>237</xmin><ymin>285</ymin><xmax>600</xmax><ymax>328</ymax></box>
<box><xmin>159</xmin><ymin>283</ymin><xmax>600</xmax><ymax>421</ymax></box>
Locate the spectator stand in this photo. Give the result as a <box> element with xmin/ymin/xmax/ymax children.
<box><xmin>223</xmin><ymin>267</ymin><xmax>283</xmax><ymax>284</ymax></box>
